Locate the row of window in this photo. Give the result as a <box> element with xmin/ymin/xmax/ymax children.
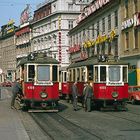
<box><xmin>70</xmin><ymin>10</ymin><xmax>118</xmax><ymax>46</ymax></box>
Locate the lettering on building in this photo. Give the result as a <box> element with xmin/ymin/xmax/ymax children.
<box><xmin>76</xmin><ymin>0</ymin><xmax>110</xmax><ymax>24</ymax></box>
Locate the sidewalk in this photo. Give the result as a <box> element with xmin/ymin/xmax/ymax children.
<box><xmin>0</xmin><ymin>88</ymin><xmax>30</xmax><ymax>140</ymax></box>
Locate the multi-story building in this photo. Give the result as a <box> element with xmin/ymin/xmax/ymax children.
<box><xmin>68</xmin><ymin>0</ymin><xmax>120</xmax><ymax>63</ymax></box>
<box><xmin>15</xmin><ymin>5</ymin><xmax>32</xmax><ymax>62</ymax></box>
<box><xmin>31</xmin><ymin>0</ymin><xmax>92</xmax><ymax>67</ymax></box>
<box><xmin>120</xmin><ymin>0</ymin><xmax>140</xmax><ymax>85</ymax></box>
<box><xmin>15</xmin><ymin>22</ymin><xmax>32</xmax><ymax>61</ymax></box>
<box><xmin>0</xmin><ymin>20</ymin><xmax>17</xmax><ymax>82</ymax></box>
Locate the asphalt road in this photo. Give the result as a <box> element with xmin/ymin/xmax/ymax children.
<box><xmin>18</xmin><ymin>99</ymin><xmax>140</xmax><ymax>140</ymax></box>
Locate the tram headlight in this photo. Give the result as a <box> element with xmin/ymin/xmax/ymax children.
<box><xmin>40</xmin><ymin>92</ymin><xmax>48</xmax><ymax>98</ymax></box>
<box><xmin>112</xmin><ymin>91</ymin><xmax>118</xmax><ymax>98</ymax></box>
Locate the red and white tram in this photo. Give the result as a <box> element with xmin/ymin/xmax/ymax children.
<box><xmin>65</xmin><ymin>56</ymin><xmax>129</xmax><ymax>110</ymax></box>
<box><xmin>16</xmin><ymin>52</ymin><xmax>60</xmax><ymax>111</ymax></box>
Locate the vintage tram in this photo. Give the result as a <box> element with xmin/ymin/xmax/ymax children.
<box><xmin>16</xmin><ymin>52</ymin><xmax>60</xmax><ymax>111</ymax></box>
<box><xmin>64</xmin><ymin>56</ymin><xmax>129</xmax><ymax>110</ymax></box>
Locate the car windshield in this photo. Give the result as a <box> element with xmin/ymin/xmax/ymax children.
<box><xmin>133</xmin><ymin>87</ymin><xmax>140</xmax><ymax>91</ymax></box>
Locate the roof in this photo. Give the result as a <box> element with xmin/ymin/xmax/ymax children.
<box><xmin>68</xmin><ymin>57</ymin><xmax>128</xmax><ymax>69</ymax></box>
<box><xmin>17</xmin><ymin>56</ymin><xmax>59</xmax><ymax>67</ymax></box>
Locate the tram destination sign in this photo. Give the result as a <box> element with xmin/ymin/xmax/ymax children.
<box><xmin>107</xmin><ymin>82</ymin><xmax>124</xmax><ymax>86</ymax></box>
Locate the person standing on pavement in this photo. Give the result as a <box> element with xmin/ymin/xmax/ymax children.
<box><xmin>11</xmin><ymin>78</ymin><xmax>23</xmax><ymax>109</ymax></box>
<box><xmin>82</xmin><ymin>83</ymin><xmax>88</xmax><ymax>108</ymax></box>
<box><xmin>71</xmin><ymin>81</ymin><xmax>79</xmax><ymax>111</ymax></box>
<box><xmin>84</xmin><ymin>82</ymin><xmax>93</xmax><ymax>112</ymax></box>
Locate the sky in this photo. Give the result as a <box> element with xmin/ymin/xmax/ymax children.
<box><xmin>0</xmin><ymin>0</ymin><xmax>45</xmax><ymax>27</ymax></box>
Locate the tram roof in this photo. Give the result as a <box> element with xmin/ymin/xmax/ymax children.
<box><xmin>17</xmin><ymin>57</ymin><xmax>59</xmax><ymax>67</ymax></box>
<box><xmin>68</xmin><ymin>58</ymin><xmax>128</xmax><ymax>68</ymax></box>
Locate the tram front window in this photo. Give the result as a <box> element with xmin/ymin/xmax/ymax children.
<box><xmin>37</xmin><ymin>65</ymin><xmax>50</xmax><ymax>81</ymax></box>
<box><xmin>108</xmin><ymin>66</ymin><xmax>120</xmax><ymax>81</ymax></box>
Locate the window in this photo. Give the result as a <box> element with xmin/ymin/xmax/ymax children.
<box><xmin>37</xmin><ymin>65</ymin><xmax>50</xmax><ymax>81</ymax></box>
<box><xmin>114</xmin><ymin>11</ymin><xmax>118</xmax><ymax>27</ymax></box>
<box><xmin>100</xmin><ymin>66</ymin><xmax>106</xmax><ymax>82</ymax></box>
<box><xmin>108</xmin><ymin>14</ymin><xmax>111</xmax><ymax>31</ymax></box>
<box><xmin>125</xmin><ymin>0</ymin><xmax>128</xmax><ymax>18</ymax></box>
<box><xmin>73</xmin><ymin>69</ymin><xmax>76</xmax><ymax>81</ymax></box>
<box><xmin>114</xmin><ymin>37</ymin><xmax>118</xmax><ymax>56</ymax></box>
<box><xmin>97</xmin><ymin>21</ymin><xmax>99</xmax><ymax>35</ymax></box>
<box><xmin>77</xmin><ymin>68</ymin><xmax>80</xmax><ymax>81</ymax></box>
<box><xmin>28</xmin><ymin>65</ymin><xmax>35</xmax><ymax>82</ymax></box>
<box><xmin>92</xmin><ymin>24</ymin><xmax>95</xmax><ymax>38</ymax></box>
<box><xmin>123</xmin><ymin>66</ymin><xmax>128</xmax><ymax>82</ymax></box>
<box><xmin>52</xmin><ymin>65</ymin><xmax>58</xmax><ymax>81</ymax></box>
<box><xmin>87</xmin><ymin>65</ymin><xmax>93</xmax><ymax>81</ymax></box>
<box><xmin>108</xmin><ymin>66</ymin><xmax>120</xmax><ymax>81</ymax></box>
<box><xmin>94</xmin><ymin>66</ymin><xmax>98</xmax><ymax>82</ymax></box>
<box><xmin>102</xmin><ymin>17</ymin><xmax>105</xmax><ymax>33</ymax></box>
<box><xmin>125</xmin><ymin>32</ymin><xmax>129</xmax><ymax>50</ymax></box>
<box><xmin>68</xmin><ymin>4</ymin><xmax>73</xmax><ymax>11</ymax></box>
<box><xmin>134</xmin><ymin>29</ymin><xmax>138</xmax><ymax>49</ymax></box>
<box><xmin>68</xmin><ymin>20</ymin><xmax>73</xmax><ymax>29</ymax></box>
<box><xmin>81</xmin><ymin>68</ymin><xmax>85</xmax><ymax>81</ymax></box>
<box><xmin>134</xmin><ymin>0</ymin><xmax>138</xmax><ymax>12</ymax></box>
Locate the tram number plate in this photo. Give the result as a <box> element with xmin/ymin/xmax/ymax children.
<box><xmin>100</xmin><ymin>86</ymin><xmax>106</xmax><ymax>89</ymax></box>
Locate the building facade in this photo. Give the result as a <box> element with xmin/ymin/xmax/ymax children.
<box><xmin>31</xmin><ymin>0</ymin><xmax>92</xmax><ymax>67</ymax></box>
<box><xmin>120</xmin><ymin>0</ymin><xmax>140</xmax><ymax>85</ymax></box>
<box><xmin>68</xmin><ymin>0</ymin><xmax>120</xmax><ymax>63</ymax></box>
<box><xmin>15</xmin><ymin>22</ymin><xmax>32</xmax><ymax>61</ymax></box>
<box><xmin>0</xmin><ymin>20</ymin><xmax>17</xmax><ymax>82</ymax></box>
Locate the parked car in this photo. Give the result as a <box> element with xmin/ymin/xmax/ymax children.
<box><xmin>128</xmin><ymin>86</ymin><xmax>140</xmax><ymax>104</ymax></box>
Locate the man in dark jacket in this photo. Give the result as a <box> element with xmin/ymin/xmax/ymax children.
<box><xmin>71</xmin><ymin>82</ymin><xmax>79</xmax><ymax>111</ymax></box>
<box><xmin>11</xmin><ymin>78</ymin><xmax>23</xmax><ymax>109</ymax></box>
<box><xmin>84</xmin><ymin>82</ymin><xmax>93</xmax><ymax>112</ymax></box>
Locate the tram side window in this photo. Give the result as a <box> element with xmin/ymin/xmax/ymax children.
<box><xmin>77</xmin><ymin>68</ymin><xmax>80</xmax><ymax>81</ymax></box>
<box><xmin>123</xmin><ymin>66</ymin><xmax>127</xmax><ymax>82</ymax></box>
<box><xmin>81</xmin><ymin>68</ymin><xmax>85</xmax><ymax>81</ymax></box>
<box><xmin>73</xmin><ymin>69</ymin><xmax>75</xmax><ymax>81</ymax></box>
<box><xmin>28</xmin><ymin>65</ymin><xmax>35</xmax><ymax>82</ymax></box>
<box><xmin>68</xmin><ymin>70</ymin><xmax>72</xmax><ymax>82</ymax></box>
<box><xmin>94</xmin><ymin>67</ymin><xmax>98</xmax><ymax>82</ymax></box>
<box><xmin>100</xmin><ymin>66</ymin><xmax>106</xmax><ymax>81</ymax></box>
<box><xmin>87</xmin><ymin>65</ymin><xmax>93</xmax><ymax>81</ymax></box>
<box><xmin>64</xmin><ymin>72</ymin><xmax>67</xmax><ymax>82</ymax></box>
<box><xmin>52</xmin><ymin>65</ymin><xmax>58</xmax><ymax>81</ymax></box>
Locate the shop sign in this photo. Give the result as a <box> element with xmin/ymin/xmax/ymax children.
<box><xmin>71</xmin><ymin>51</ymin><xmax>87</xmax><ymax>62</ymax></box>
<box><xmin>121</xmin><ymin>12</ymin><xmax>140</xmax><ymax>30</ymax></box>
<box><xmin>69</xmin><ymin>44</ymin><xmax>81</xmax><ymax>54</ymax></box>
<box><xmin>76</xmin><ymin>0</ymin><xmax>110</xmax><ymax>24</ymax></box>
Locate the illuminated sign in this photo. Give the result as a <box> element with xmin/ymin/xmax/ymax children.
<box><xmin>68</xmin><ymin>44</ymin><xmax>81</xmax><ymax>53</ymax></box>
<box><xmin>121</xmin><ymin>12</ymin><xmax>140</xmax><ymax>30</ymax></box>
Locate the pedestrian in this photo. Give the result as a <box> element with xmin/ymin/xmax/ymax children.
<box><xmin>71</xmin><ymin>81</ymin><xmax>79</xmax><ymax>111</ymax></box>
<box><xmin>84</xmin><ymin>82</ymin><xmax>93</xmax><ymax>112</ymax></box>
<box><xmin>11</xmin><ymin>78</ymin><xmax>23</xmax><ymax>109</ymax></box>
<box><xmin>82</xmin><ymin>83</ymin><xmax>88</xmax><ymax>108</ymax></box>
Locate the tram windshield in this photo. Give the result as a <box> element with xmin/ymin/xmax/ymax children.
<box><xmin>108</xmin><ymin>66</ymin><xmax>120</xmax><ymax>81</ymax></box>
<box><xmin>37</xmin><ymin>65</ymin><xmax>50</xmax><ymax>81</ymax></box>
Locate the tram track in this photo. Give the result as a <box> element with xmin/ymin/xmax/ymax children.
<box><xmin>101</xmin><ymin>111</ymin><xmax>140</xmax><ymax>125</ymax></box>
<box><xmin>30</xmin><ymin>112</ymin><xmax>103</xmax><ymax>140</ymax></box>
